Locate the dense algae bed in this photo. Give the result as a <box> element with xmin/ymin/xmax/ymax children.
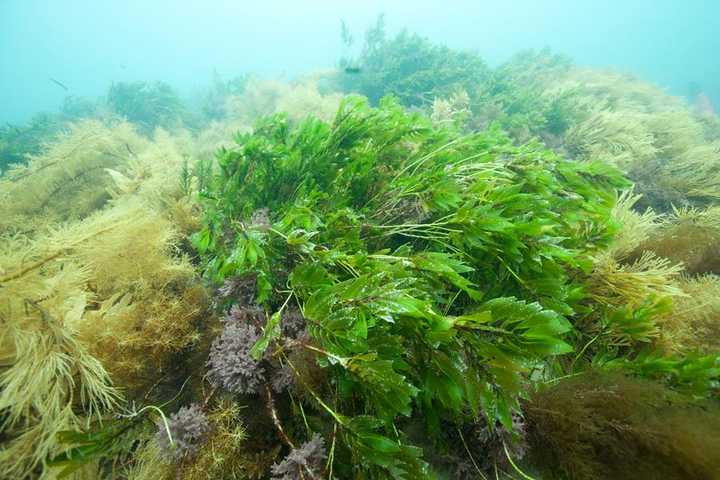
<box><xmin>1</xmin><ymin>20</ymin><xmax>720</xmax><ymax>480</ymax></box>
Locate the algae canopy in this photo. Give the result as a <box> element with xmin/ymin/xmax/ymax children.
<box><xmin>1</xmin><ymin>2</ymin><xmax>720</xmax><ymax>479</ymax></box>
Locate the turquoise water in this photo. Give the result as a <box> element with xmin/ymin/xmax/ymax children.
<box><xmin>2</xmin><ymin>0</ymin><xmax>718</xmax><ymax>123</ymax></box>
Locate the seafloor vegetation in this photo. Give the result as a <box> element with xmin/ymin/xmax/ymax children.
<box><xmin>1</xmin><ymin>19</ymin><xmax>719</xmax><ymax>480</ymax></box>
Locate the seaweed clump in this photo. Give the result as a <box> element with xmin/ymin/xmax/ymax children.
<box><xmin>636</xmin><ymin>205</ymin><xmax>720</xmax><ymax>276</ymax></box>
<box><xmin>270</xmin><ymin>433</ymin><xmax>326</xmax><ymax>480</ymax></box>
<box><xmin>107</xmin><ymin>81</ymin><xmax>188</xmax><ymax>134</ymax></box>
<box><xmin>332</xmin><ymin>27</ymin><xmax>720</xmax><ymax>213</ymax></box>
<box><xmin>335</xmin><ymin>15</ymin><xmax>491</xmax><ymax>107</ymax></box>
<box><xmin>0</xmin><ymin>115</ymin><xmax>210</xmax><ymax>478</ymax></box>
<box><xmin>207</xmin><ymin>314</ymin><xmax>266</xmax><ymax>395</ymax></box>
<box><xmin>155</xmin><ymin>403</ymin><xmax>211</xmax><ymax>460</ymax></box>
<box><xmin>0</xmin><ymin>119</ymin><xmax>148</xmax><ymax>232</ymax></box>
<box><xmin>193</xmin><ymin>95</ymin><xmax>632</xmax><ymax>477</ymax></box>
<box><xmin>0</xmin><ymin>113</ymin><xmax>68</xmax><ymax>174</ymax></box>
<box><xmin>526</xmin><ymin>372</ymin><xmax>720</xmax><ymax>480</ymax></box>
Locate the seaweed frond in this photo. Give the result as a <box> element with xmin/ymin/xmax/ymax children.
<box><xmin>75</xmin><ymin>201</ymin><xmax>207</xmax><ymax>391</ymax></box>
<box><xmin>658</xmin><ymin>274</ymin><xmax>720</xmax><ymax>352</ymax></box>
<box><xmin>605</xmin><ymin>189</ymin><xmax>661</xmax><ymax>259</ymax></box>
<box><xmin>638</xmin><ymin>205</ymin><xmax>720</xmax><ymax>275</ymax></box>
<box><xmin>0</xmin><ymin>299</ymin><xmax>119</xmax><ymax>478</ymax></box>
<box><xmin>0</xmin><ymin>119</ymin><xmax>147</xmax><ymax>233</ymax></box>
<box><xmin>589</xmin><ymin>250</ymin><xmax>684</xmax><ymax>309</ymax></box>
<box><xmin>565</xmin><ymin>111</ymin><xmax>658</xmax><ymax>168</ymax></box>
<box><xmin>224</xmin><ymin>78</ymin><xmax>343</xmax><ymax>125</ymax></box>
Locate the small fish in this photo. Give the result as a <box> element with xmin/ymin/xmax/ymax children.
<box><xmin>125</xmin><ymin>143</ymin><xmax>137</xmax><ymax>157</ymax></box>
<box><xmin>49</xmin><ymin>77</ymin><xmax>68</xmax><ymax>91</ymax></box>
<box><xmin>344</xmin><ymin>67</ymin><xmax>362</xmax><ymax>74</ymax></box>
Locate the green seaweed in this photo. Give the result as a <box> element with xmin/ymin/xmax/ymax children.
<box><xmin>107</xmin><ymin>81</ymin><xmax>188</xmax><ymax>134</ymax></box>
<box><xmin>194</xmin><ymin>95</ymin><xmax>630</xmax><ymax>476</ymax></box>
<box><xmin>335</xmin><ymin>16</ymin><xmax>491</xmax><ymax>108</ymax></box>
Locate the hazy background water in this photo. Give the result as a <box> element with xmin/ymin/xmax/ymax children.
<box><xmin>2</xmin><ymin>0</ymin><xmax>718</xmax><ymax>124</ymax></box>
